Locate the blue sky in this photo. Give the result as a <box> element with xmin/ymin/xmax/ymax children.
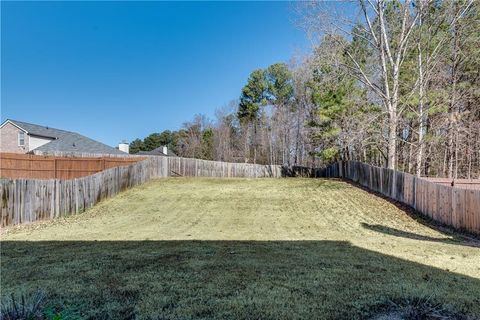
<box><xmin>1</xmin><ymin>1</ymin><xmax>310</xmax><ymax>146</ymax></box>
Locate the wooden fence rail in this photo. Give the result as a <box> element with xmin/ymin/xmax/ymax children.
<box><xmin>0</xmin><ymin>153</ymin><xmax>145</xmax><ymax>180</ymax></box>
<box><xmin>319</xmin><ymin>161</ymin><xmax>480</xmax><ymax>235</ymax></box>
<box><xmin>423</xmin><ymin>178</ymin><xmax>480</xmax><ymax>190</ymax></box>
<box><xmin>1</xmin><ymin>156</ymin><xmax>281</xmax><ymax>227</ymax></box>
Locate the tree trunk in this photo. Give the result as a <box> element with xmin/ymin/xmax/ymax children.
<box><xmin>294</xmin><ymin>105</ymin><xmax>302</xmax><ymax>165</ymax></box>
<box><xmin>447</xmin><ymin>6</ymin><xmax>459</xmax><ymax>179</ymax></box>
<box><xmin>416</xmin><ymin>41</ymin><xmax>425</xmax><ymax>177</ymax></box>
<box><xmin>253</xmin><ymin>121</ymin><xmax>257</xmax><ymax>165</ymax></box>
<box><xmin>387</xmin><ymin>108</ymin><xmax>397</xmax><ymax>170</ymax></box>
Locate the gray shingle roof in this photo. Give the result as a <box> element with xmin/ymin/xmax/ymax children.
<box><xmin>137</xmin><ymin>146</ymin><xmax>176</xmax><ymax>157</ymax></box>
<box><xmin>8</xmin><ymin>119</ymin><xmax>126</xmax><ymax>155</ymax></box>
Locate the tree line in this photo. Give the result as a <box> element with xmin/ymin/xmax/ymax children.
<box><xmin>130</xmin><ymin>0</ymin><xmax>479</xmax><ymax>179</ymax></box>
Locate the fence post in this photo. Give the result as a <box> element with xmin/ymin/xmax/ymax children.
<box><xmin>54</xmin><ymin>158</ymin><xmax>57</xmax><ymax>179</ymax></box>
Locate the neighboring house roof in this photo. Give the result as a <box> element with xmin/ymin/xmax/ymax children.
<box><xmin>1</xmin><ymin>119</ymin><xmax>126</xmax><ymax>155</ymax></box>
<box><xmin>137</xmin><ymin>146</ymin><xmax>176</xmax><ymax>157</ymax></box>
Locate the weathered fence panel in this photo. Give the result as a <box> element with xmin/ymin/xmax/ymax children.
<box><xmin>423</xmin><ymin>177</ymin><xmax>480</xmax><ymax>190</ymax></box>
<box><xmin>1</xmin><ymin>156</ymin><xmax>281</xmax><ymax>227</ymax></box>
<box><xmin>0</xmin><ymin>153</ymin><xmax>145</xmax><ymax>180</ymax></box>
<box><xmin>319</xmin><ymin>161</ymin><xmax>480</xmax><ymax>235</ymax></box>
<box><xmin>166</xmin><ymin>156</ymin><xmax>282</xmax><ymax>178</ymax></box>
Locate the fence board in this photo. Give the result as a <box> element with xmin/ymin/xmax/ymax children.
<box><xmin>424</xmin><ymin>178</ymin><xmax>480</xmax><ymax>190</ymax></box>
<box><xmin>1</xmin><ymin>153</ymin><xmax>144</xmax><ymax>180</ymax></box>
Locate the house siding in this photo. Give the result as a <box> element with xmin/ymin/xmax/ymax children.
<box><xmin>0</xmin><ymin>122</ymin><xmax>28</xmax><ymax>153</ymax></box>
<box><xmin>29</xmin><ymin>135</ymin><xmax>53</xmax><ymax>151</ymax></box>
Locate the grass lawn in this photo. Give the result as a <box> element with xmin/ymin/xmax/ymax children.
<box><xmin>1</xmin><ymin>178</ymin><xmax>480</xmax><ymax>319</ymax></box>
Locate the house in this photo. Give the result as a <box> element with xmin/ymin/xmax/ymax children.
<box><xmin>137</xmin><ymin>146</ymin><xmax>176</xmax><ymax>157</ymax></box>
<box><xmin>0</xmin><ymin>119</ymin><xmax>127</xmax><ymax>155</ymax></box>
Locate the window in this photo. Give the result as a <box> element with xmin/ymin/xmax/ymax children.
<box><xmin>18</xmin><ymin>131</ymin><xmax>25</xmax><ymax>146</ymax></box>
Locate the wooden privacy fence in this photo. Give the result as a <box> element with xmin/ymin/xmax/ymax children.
<box><xmin>0</xmin><ymin>153</ymin><xmax>144</xmax><ymax>180</ymax></box>
<box><xmin>167</xmin><ymin>156</ymin><xmax>282</xmax><ymax>178</ymax></box>
<box><xmin>1</xmin><ymin>156</ymin><xmax>281</xmax><ymax>227</ymax></box>
<box><xmin>281</xmin><ymin>166</ymin><xmax>322</xmax><ymax>178</ymax></box>
<box><xmin>319</xmin><ymin>161</ymin><xmax>480</xmax><ymax>235</ymax></box>
<box><xmin>423</xmin><ymin>178</ymin><xmax>480</xmax><ymax>190</ymax></box>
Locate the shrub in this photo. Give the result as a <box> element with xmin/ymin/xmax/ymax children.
<box><xmin>1</xmin><ymin>292</ymin><xmax>45</xmax><ymax>320</ymax></box>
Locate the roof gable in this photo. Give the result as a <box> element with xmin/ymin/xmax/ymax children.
<box><xmin>0</xmin><ymin>120</ymin><xmax>28</xmax><ymax>133</ymax></box>
<box><xmin>5</xmin><ymin>119</ymin><xmax>70</xmax><ymax>139</ymax></box>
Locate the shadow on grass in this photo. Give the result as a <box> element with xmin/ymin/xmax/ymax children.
<box><xmin>361</xmin><ymin>223</ymin><xmax>480</xmax><ymax>248</ymax></box>
<box><xmin>342</xmin><ymin>179</ymin><xmax>480</xmax><ymax>243</ymax></box>
<box><xmin>1</xmin><ymin>240</ymin><xmax>479</xmax><ymax>320</ymax></box>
